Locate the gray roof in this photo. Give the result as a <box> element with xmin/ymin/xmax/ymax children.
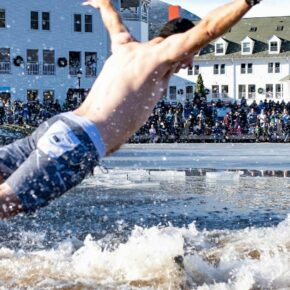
<box><xmin>194</xmin><ymin>16</ymin><xmax>290</xmax><ymax>60</ymax></box>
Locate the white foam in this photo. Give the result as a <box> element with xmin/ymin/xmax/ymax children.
<box><xmin>2</xmin><ymin>217</ymin><xmax>290</xmax><ymax>288</ymax></box>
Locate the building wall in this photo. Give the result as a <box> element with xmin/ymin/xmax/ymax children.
<box><xmin>0</xmin><ymin>0</ymin><xmax>111</xmax><ymax>103</ymax></box>
<box><xmin>169</xmin><ymin>57</ymin><xmax>290</xmax><ymax>104</ymax></box>
<box><xmin>0</xmin><ymin>0</ymin><xmax>148</xmax><ymax>104</ymax></box>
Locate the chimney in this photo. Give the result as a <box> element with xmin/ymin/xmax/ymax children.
<box><xmin>168</xmin><ymin>5</ymin><xmax>181</xmax><ymax>21</ymax></box>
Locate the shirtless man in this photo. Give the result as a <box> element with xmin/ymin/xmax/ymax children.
<box><xmin>0</xmin><ymin>0</ymin><xmax>261</xmax><ymax>218</ymax></box>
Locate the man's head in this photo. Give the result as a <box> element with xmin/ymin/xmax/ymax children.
<box><xmin>159</xmin><ymin>18</ymin><xmax>195</xmax><ymax>71</ymax></box>
<box><xmin>158</xmin><ymin>18</ymin><xmax>194</xmax><ymax>39</ymax></box>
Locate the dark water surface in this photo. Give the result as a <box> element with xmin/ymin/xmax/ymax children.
<box><xmin>1</xmin><ymin>143</ymin><xmax>290</xmax><ymax>289</ymax></box>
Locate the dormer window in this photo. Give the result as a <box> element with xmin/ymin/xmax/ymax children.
<box><xmin>270</xmin><ymin>42</ymin><xmax>278</xmax><ymax>52</ymax></box>
<box><xmin>268</xmin><ymin>35</ymin><xmax>282</xmax><ymax>54</ymax></box>
<box><xmin>250</xmin><ymin>27</ymin><xmax>257</xmax><ymax>32</ymax></box>
<box><xmin>241</xmin><ymin>36</ymin><xmax>254</xmax><ymax>55</ymax></box>
<box><xmin>214</xmin><ymin>38</ymin><xmax>228</xmax><ymax>55</ymax></box>
<box><xmin>216</xmin><ymin>43</ymin><xmax>224</xmax><ymax>54</ymax></box>
<box><xmin>242</xmin><ymin>42</ymin><xmax>251</xmax><ymax>53</ymax></box>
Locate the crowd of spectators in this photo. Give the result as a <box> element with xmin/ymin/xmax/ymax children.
<box><xmin>0</xmin><ymin>94</ymin><xmax>81</xmax><ymax>127</ymax></box>
<box><xmin>133</xmin><ymin>97</ymin><xmax>290</xmax><ymax>143</ymax></box>
<box><xmin>1</xmin><ymin>95</ymin><xmax>290</xmax><ymax>143</ymax></box>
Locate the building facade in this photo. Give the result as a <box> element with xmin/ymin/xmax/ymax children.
<box><xmin>0</xmin><ymin>0</ymin><xmax>149</xmax><ymax>104</ymax></box>
<box><xmin>164</xmin><ymin>16</ymin><xmax>290</xmax><ymax>104</ymax></box>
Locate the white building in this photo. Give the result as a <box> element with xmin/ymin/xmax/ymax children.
<box><xmin>165</xmin><ymin>16</ymin><xmax>290</xmax><ymax>104</ymax></box>
<box><xmin>0</xmin><ymin>0</ymin><xmax>149</xmax><ymax>104</ymax></box>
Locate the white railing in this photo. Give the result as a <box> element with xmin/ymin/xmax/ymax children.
<box><xmin>26</xmin><ymin>63</ymin><xmax>40</xmax><ymax>75</ymax></box>
<box><xmin>0</xmin><ymin>62</ymin><xmax>10</xmax><ymax>74</ymax></box>
<box><xmin>43</xmin><ymin>64</ymin><xmax>55</xmax><ymax>75</ymax></box>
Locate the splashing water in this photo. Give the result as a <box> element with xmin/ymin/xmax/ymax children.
<box><xmin>1</xmin><ymin>218</ymin><xmax>290</xmax><ymax>289</ymax></box>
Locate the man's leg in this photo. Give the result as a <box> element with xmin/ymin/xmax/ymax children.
<box><xmin>0</xmin><ymin>135</ymin><xmax>36</xmax><ymax>184</ymax></box>
<box><xmin>0</xmin><ymin>115</ymin><xmax>100</xmax><ymax>217</ymax></box>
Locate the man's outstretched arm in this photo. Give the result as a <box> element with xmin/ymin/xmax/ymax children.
<box><xmin>83</xmin><ymin>0</ymin><xmax>134</xmax><ymax>51</ymax></box>
<box><xmin>158</xmin><ymin>0</ymin><xmax>261</xmax><ymax>62</ymax></box>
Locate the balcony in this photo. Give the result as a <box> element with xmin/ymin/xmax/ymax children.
<box><xmin>43</xmin><ymin>63</ymin><xmax>55</xmax><ymax>75</ymax></box>
<box><xmin>0</xmin><ymin>62</ymin><xmax>11</xmax><ymax>74</ymax></box>
<box><xmin>26</xmin><ymin>63</ymin><xmax>40</xmax><ymax>75</ymax></box>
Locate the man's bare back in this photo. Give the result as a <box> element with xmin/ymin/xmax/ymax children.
<box><xmin>0</xmin><ymin>0</ymin><xmax>261</xmax><ymax>218</ymax></box>
<box><xmin>75</xmin><ymin>39</ymin><xmax>178</xmax><ymax>153</ymax></box>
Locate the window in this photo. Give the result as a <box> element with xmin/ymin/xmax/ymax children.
<box><xmin>268</xmin><ymin>63</ymin><xmax>274</xmax><ymax>73</ymax></box>
<box><xmin>249</xmin><ymin>27</ymin><xmax>257</xmax><ymax>32</ymax></box>
<box><xmin>0</xmin><ymin>48</ymin><xmax>9</xmax><ymax>62</ymax></box>
<box><xmin>85</xmin><ymin>52</ymin><xmax>97</xmax><ymax>77</ymax></box>
<box><xmin>275</xmin><ymin>62</ymin><xmax>280</xmax><ymax>73</ymax></box>
<box><xmin>169</xmin><ymin>86</ymin><xmax>176</xmax><ymax>100</ymax></box>
<box><xmin>241</xmin><ymin>63</ymin><xmax>253</xmax><ymax>74</ymax></box>
<box><xmin>248</xmin><ymin>63</ymin><xmax>253</xmax><ymax>73</ymax></box>
<box><xmin>0</xmin><ymin>9</ymin><xmax>5</xmax><ymax>28</ymax></box>
<box><xmin>0</xmin><ymin>48</ymin><xmax>10</xmax><ymax>74</ymax></box>
<box><xmin>216</xmin><ymin>43</ymin><xmax>224</xmax><ymax>54</ymax></box>
<box><xmin>186</xmin><ymin>86</ymin><xmax>193</xmax><ymax>100</ymax></box>
<box><xmin>275</xmin><ymin>84</ymin><xmax>283</xmax><ymax>98</ymax></box>
<box><xmin>74</xmin><ymin>14</ymin><xmax>82</xmax><ymax>32</ymax></box>
<box><xmin>276</xmin><ymin>25</ymin><xmax>284</xmax><ymax>31</ymax></box>
<box><xmin>42</xmin><ymin>12</ymin><xmax>50</xmax><ymax>30</ymax></box>
<box><xmin>43</xmin><ymin>90</ymin><xmax>55</xmax><ymax>104</ymax></box>
<box><xmin>221</xmin><ymin>85</ymin><xmax>228</xmax><ymax>98</ymax></box>
<box><xmin>187</xmin><ymin>67</ymin><xmax>193</xmax><ymax>75</ymax></box>
<box><xmin>248</xmin><ymin>85</ymin><xmax>256</xmax><ymax>99</ymax></box>
<box><xmin>31</xmin><ymin>11</ymin><xmax>39</xmax><ymax>30</ymax></box>
<box><xmin>0</xmin><ymin>92</ymin><xmax>10</xmax><ymax>105</ymax></box>
<box><xmin>194</xmin><ymin>65</ymin><xmax>199</xmax><ymax>75</ymax></box>
<box><xmin>43</xmin><ymin>50</ymin><xmax>55</xmax><ymax>75</ymax></box>
<box><xmin>27</xmin><ymin>90</ymin><xmax>38</xmax><ymax>102</ymax></box>
<box><xmin>242</xmin><ymin>42</ymin><xmax>251</xmax><ymax>53</ymax></box>
<box><xmin>31</xmin><ymin>11</ymin><xmax>50</xmax><ymax>30</ymax></box>
<box><xmin>213</xmin><ymin>64</ymin><xmax>219</xmax><ymax>75</ymax></box>
<box><xmin>238</xmin><ymin>85</ymin><xmax>246</xmax><ymax>99</ymax></box>
<box><xmin>212</xmin><ymin>85</ymin><xmax>219</xmax><ymax>98</ymax></box>
<box><xmin>213</xmin><ymin>64</ymin><xmax>225</xmax><ymax>74</ymax></box>
<box><xmin>26</xmin><ymin>49</ymin><xmax>39</xmax><ymax>75</ymax></box>
<box><xmin>27</xmin><ymin>49</ymin><xmax>38</xmax><ymax>63</ymax></box>
<box><xmin>268</xmin><ymin>62</ymin><xmax>280</xmax><ymax>73</ymax></box>
<box><xmin>241</xmin><ymin>63</ymin><xmax>246</xmax><ymax>74</ymax></box>
<box><xmin>85</xmin><ymin>14</ymin><xmax>92</xmax><ymax>32</ymax></box>
<box><xmin>266</xmin><ymin>84</ymin><xmax>273</xmax><ymax>98</ymax></box>
<box><xmin>69</xmin><ymin>51</ymin><xmax>81</xmax><ymax>75</ymax></box>
<box><xmin>270</xmin><ymin>41</ymin><xmax>278</xmax><ymax>52</ymax></box>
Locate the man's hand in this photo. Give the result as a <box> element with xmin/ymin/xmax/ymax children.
<box><xmin>82</xmin><ymin>0</ymin><xmax>109</xmax><ymax>9</ymax></box>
